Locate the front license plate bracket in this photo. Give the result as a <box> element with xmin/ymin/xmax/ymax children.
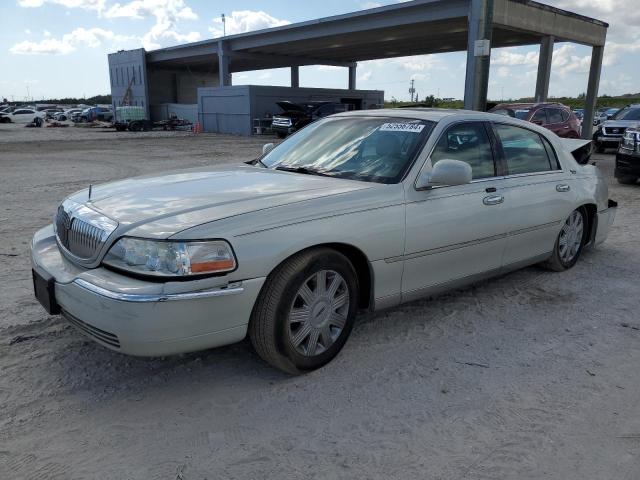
<box><xmin>32</xmin><ymin>267</ymin><xmax>61</xmax><ymax>315</ymax></box>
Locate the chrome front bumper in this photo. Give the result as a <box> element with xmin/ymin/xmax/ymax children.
<box><xmin>31</xmin><ymin>225</ymin><xmax>265</xmax><ymax>356</ymax></box>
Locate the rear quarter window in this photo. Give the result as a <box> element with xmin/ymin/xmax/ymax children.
<box><xmin>493</xmin><ymin>123</ymin><xmax>556</xmax><ymax>175</ymax></box>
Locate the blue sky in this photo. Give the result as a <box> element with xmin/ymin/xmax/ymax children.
<box><xmin>1</xmin><ymin>0</ymin><xmax>638</xmax><ymax>102</ymax></box>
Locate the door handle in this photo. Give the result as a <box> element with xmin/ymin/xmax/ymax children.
<box><xmin>483</xmin><ymin>194</ymin><xmax>504</xmax><ymax>206</ymax></box>
<box><xmin>556</xmin><ymin>184</ymin><xmax>571</xmax><ymax>192</ymax></box>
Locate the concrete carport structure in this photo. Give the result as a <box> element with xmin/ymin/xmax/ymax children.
<box><xmin>134</xmin><ymin>0</ymin><xmax>608</xmax><ymax>139</ymax></box>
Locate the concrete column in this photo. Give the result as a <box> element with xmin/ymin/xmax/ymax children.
<box><xmin>582</xmin><ymin>44</ymin><xmax>604</xmax><ymax>140</ymax></box>
<box><xmin>464</xmin><ymin>0</ymin><xmax>493</xmax><ymax>111</ymax></box>
<box><xmin>291</xmin><ymin>66</ymin><xmax>300</xmax><ymax>88</ymax></box>
<box><xmin>535</xmin><ymin>36</ymin><xmax>554</xmax><ymax>103</ymax></box>
<box><xmin>348</xmin><ymin>65</ymin><xmax>357</xmax><ymax>90</ymax></box>
<box><xmin>217</xmin><ymin>41</ymin><xmax>231</xmax><ymax>87</ymax></box>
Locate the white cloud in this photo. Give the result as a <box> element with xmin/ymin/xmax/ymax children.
<box><xmin>497</xmin><ymin>66</ymin><xmax>510</xmax><ymax>78</ymax></box>
<box><xmin>105</xmin><ymin>0</ymin><xmax>199</xmax><ymax>50</ymax></box>
<box><xmin>491</xmin><ymin>49</ymin><xmax>539</xmax><ymax>67</ymax></box>
<box><xmin>105</xmin><ymin>0</ymin><xmax>196</xmax><ymax>20</ymax></box>
<box><xmin>359</xmin><ymin>70</ymin><xmax>373</xmax><ymax>82</ymax></box>
<box><xmin>17</xmin><ymin>0</ymin><xmax>106</xmax><ymax>12</ymax></box>
<box><xmin>209</xmin><ymin>10</ymin><xmax>290</xmax><ymax>38</ymax></box>
<box><xmin>366</xmin><ymin>54</ymin><xmax>443</xmax><ymax>73</ymax></box>
<box><xmin>10</xmin><ymin>27</ymin><xmax>134</xmax><ymax>55</ymax></box>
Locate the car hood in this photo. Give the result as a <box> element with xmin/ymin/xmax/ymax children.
<box><xmin>67</xmin><ymin>165</ymin><xmax>374</xmax><ymax>238</ymax></box>
<box><xmin>602</xmin><ymin>120</ymin><xmax>639</xmax><ymax>129</ymax></box>
<box><xmin>276</xmin><ymin>101</ymin><xmax>306</xmax><ymax>112</ymax></box>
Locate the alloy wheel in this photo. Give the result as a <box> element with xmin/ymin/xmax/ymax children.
<box><xmin>288</xmin><ymin>270</ymin><xmax>349</xmax><ymax>357</ymax></box>
<box><xmin>558</xmin><ymin>210</ymin><xmax>584</xmax><ymax>263</ymax></box>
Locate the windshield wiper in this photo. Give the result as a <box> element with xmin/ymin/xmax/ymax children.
<box><xmin>275</xmin><ymin>165</ymin><xmax>331</xmax><ymax>177</ymax></box>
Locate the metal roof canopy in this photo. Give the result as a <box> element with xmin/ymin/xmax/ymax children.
<box><xmin>146</xmin><ymin>0</ymin><xmax>607</xmax><ymax>72</ymax></box>
<box><xmin>141</xmin><ymin>0</ymin><xmax>608</xmax><ymax>139</ymax></box>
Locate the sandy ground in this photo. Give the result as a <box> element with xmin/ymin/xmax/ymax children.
<box><xmin>1</xmin><ymin>122</ymin><xmax>639</xmax><ymax>479</ymax></box>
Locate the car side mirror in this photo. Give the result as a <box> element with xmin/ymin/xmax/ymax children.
<box><xmin>416</xmin><ymin>159</ymin><xmax>472</xmax><ymax>190</ymax></box>
<box><xmin>262</xmin><ymin>143</ymin><xmax>275</xmax><ymax>155</ymax></box>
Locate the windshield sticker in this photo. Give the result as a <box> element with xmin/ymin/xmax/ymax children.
<box><xmin>379</xmin><ymin>123</ymin><xmax>425</xmax><ymax>133</ymax></box>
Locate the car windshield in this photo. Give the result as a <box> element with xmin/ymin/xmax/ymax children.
<box><xmin>613</xmin><ymin>107</ymin><xmax>640</xmax><ymax>121</ymax></box>
<box><xmin>261</xmin><ymin>116</ymin><xmax>434</xmax><ymax>184</ymax></box>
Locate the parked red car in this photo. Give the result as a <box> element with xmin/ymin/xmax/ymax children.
<box><xmin>489</xmin><ymin>102</ymin><xmax>582</xmax><ymax>138</ymax></box>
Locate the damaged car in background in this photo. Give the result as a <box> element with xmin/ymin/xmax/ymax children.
<box><xmin>32</xmin><ymin>109</ymin><xmax>616</xmax><ymax>374</ymax></box>
<box><xmin>271</xmin><ymin>101</ymin><xmax>354</xmax><ymax>138</ymax></box>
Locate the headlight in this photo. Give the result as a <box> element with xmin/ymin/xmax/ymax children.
<box><xmin>103</xmin><ymin>238</ymin><xmax>237</xmax><ymax>278</ymax></box>
<box><xmin>622</xmin><ymin>131</ymin><xmax>640</xmax><ymax>153</ymax></box>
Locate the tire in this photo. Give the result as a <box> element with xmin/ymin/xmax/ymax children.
<box><xmin>542</xmin><ymin>208</ymin><xmax>587</xmax><ymax>272</ymax></box>
<box><xmin>595</xmin><ymin>143</ymin><xmax>605</xmax><ymax>154</ymax></box>
<box><xmin>617</xmin><ymin>175</ymin><xmax>637</xmax><ymax>185</ymax></box>
<box><xmin>249</xmin><ymin>248</ymin><xmax>359</xmax><ymax>374</ymax></box>
<box><xmin>276</xmin><ymin>131</ymin><xmax>287</xmax><ymax>139</ymax></box>
<box><xmin>129</xmin><ymin>121</ymin><xmax>142</xmax><ymax>132</ymax></box>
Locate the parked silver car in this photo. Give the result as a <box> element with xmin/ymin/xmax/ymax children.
<box><xmin>31</xmin><ymin>109</ymin><xmax>616</xmax><ymax>373</ymax></box>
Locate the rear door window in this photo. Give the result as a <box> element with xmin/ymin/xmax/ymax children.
<box><xmin>531</xmin><ymin>109</ymin><xmax>547</xmax><ymax>125</ymax></box>
<box><xmin>430</xmin><ymin>122</ymin><xmax>496</xmax><ymax>179</ymax></box>
<box><xmin>493</xmin><ymin>124</ymin><xmax>555</xmax><ymax>175</ymax></box>
<box><xmin>547</xmin><ymin>109</ymin><xmax>564</xmax><ymax>124</ymax></box>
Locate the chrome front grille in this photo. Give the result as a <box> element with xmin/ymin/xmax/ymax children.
<box><xmin>69</xmin><ymin>218</ymin><xmax>105</xmax><ymax>258</ymax></box>
<box><xmin>602</xmin><ymin>127</ymin><xmax>625</xmax><ymax>137</ymax></box>
<box><xmin>55</xmin><ymin>200</ymin><xmax>118</xmax><ymax>262</ymax></box>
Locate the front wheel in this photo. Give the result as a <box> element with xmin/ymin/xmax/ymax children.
<box><xmin>542</xmin><ymin>208</ymin><xmax>587</xmax><ymax>271</ymax></box>
<box><xmin>249</xmin><ymin>248</ymin><xmax>359</xmax><ymax>374</ymax></box>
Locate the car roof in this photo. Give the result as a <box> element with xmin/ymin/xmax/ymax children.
<box><xmin>492</xmin><ymin>102</ymin><xmax>568</xmax><ymax>110</ymax></box>
<box><xmin>334</xmin><ymin>107</ymin><xmax>516</xmax><ymax>123</ymax></box>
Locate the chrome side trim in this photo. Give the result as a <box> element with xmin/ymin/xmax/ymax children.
<box><xmin>385</xmin><ymin>233</ymin><xmax>507</xmax><ymax>263</ymax></box>
<box><xmin>385</xmin><ymin>220</ymin><xmax>562</xmax><ymax>264</ymax></box>
<box><xmin>72</xmin><ymin>278</ymin><xmax>244</xmax><ymax>303</ymax></box>
<box><xmin>507</xmin><ymin>220</ymin><xmax>562</xmax><ymax>237</ymax></box>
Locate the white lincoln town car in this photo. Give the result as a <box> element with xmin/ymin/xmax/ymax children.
<box><xmin>31</xmin><ymin>109</ymin><xmax>617</xmax><ymax>373</ymax></box>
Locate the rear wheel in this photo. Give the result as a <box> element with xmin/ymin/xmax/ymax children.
<box><xmin>542</xmin><ymin>208</ymin><xmax>587</xmax><ymax>271</ymax></box>
<box><xmin>249</xmin><ymin>248</ymin><xmax>358</xmax><ymax>374</ymax></box>
<box><xmin>128</xmin><ymin>121</ymin><xmax>142</xmax><ymax>132</ymax></box>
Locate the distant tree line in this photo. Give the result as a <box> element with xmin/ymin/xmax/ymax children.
<box><xmin>386</xmin><ymin>93</ymin><xmax>640</xmax><ymax>110</ymax></box>
<box><xmin>2</xmin><ymin>94</ymin><xmax>112</xmax><ymax>106</ymax></box>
